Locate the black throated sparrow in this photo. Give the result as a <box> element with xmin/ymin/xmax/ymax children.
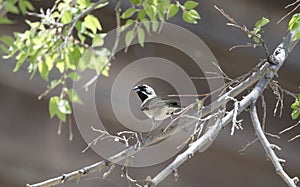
<box><xmin>133</xmin><ymin>84</ymin><xmax>181</xmax><ymax>121</ymax></box>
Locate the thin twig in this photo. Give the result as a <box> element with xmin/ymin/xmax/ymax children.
<box><xmin>215</xmin><ymin>5</ymin><xmax>269</xmax><ymax>56</ymax></box>
<box><xmin>288</xmin><ymin>134</ymin><xmax>300</xmax><ymax>142</ymax></box>
<box><xmin>63</xmin><ymin>0</ymin><xmax>109</xmax><ymax>48</ymax></box>
<box><xmin>260</xmin><ymin>95</ymin><xmax>267</xmax><ymax>130</ymax></box>
<box><xmin>277</xmin><ymin>0</ymin><xmax>300</xmax><ymax>24</ymax></box>
<box><xmin>239</xmin><ymin>138</ymin><xmax>258</xmax><ymax>153</ymax></box>
<box><xmin>227</xmin><ymin>96</ymin><xmax>243</xmax><ymax>135</ymax></box>
<box><xmin>68</xmin><ymin>115</ymin><xmax>73</xmax><ymax>141</ymax></box>
<box><xmin>279</xmin><ymin>121</ymin><xmax>300</xmax><ymax>134</ymax></box>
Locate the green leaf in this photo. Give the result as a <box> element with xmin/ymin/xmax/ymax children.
<box><xmin>145</xmin><ymin>5</ymin><xmax>157</xmax><ymax>21</ymax></box>
<box><xmin>57</xmin><ymin>99</ymin><xmax>72</xmax><ymax>114</ymax></box>
<box><xmin>4</xmin><ymin>1</ymin><xmax>19</xmax><ymax>14</ymax></box>
<box><xmin>289</xmin><ymin>14</ymin><xmax>300</xmax><ymax>41</ymax></box>
<box><xmin>49</xmin><ymin>96</ymin><xmax>68</xmax><ymax>121</ymax></box>
<box><xmin>38</xmin><ymin>62</ymin><xmax>49</xmax><ymax>80</ymax></box>
<box><xmin>294</xmin><ymin>32</ymin><xmax>300</xmax><ymax>41</ymax></box>
<box><xmin>152</xmin><ymin>21</ymin><xmax>158</xmax><ymax>32</ymax></box>
<box><xmin>291</xmin><ymin>108</ymin><xmax>300</xmax><ymax>120</ymax></box>
<box><xmin>138</xmin><ymin>9</ymin><xmax>146</xmax><ymax>21</ymax></box>
<box><xmin>24</xmin><ymin>0</ymin><xmax>34</xmax><ymax>11</ymax></box>
<box><xmin>157</xmin><ymin>5</ymin><xmax>165</xmax><ymax>21</ymax></box>
<box><xmin>288</xmin><ymin>13</ymin><xmax>300</xmax><ymax>31</ymax></box>
<box><xmin>253</xmin><ymin>36</ymin><xmax>261</xmax><ymax>43</ymax></box>
<box><xmin>0</xmin><ymin>44</ymin><xmax>8</xmax><ymax>54</ymax></box>
<box><xmin>56</xmin><ymin>60</ymin><xmax>65</xmax><ymax>73</ymax></box>
<box><xmin>0</xmin><ymin>17</ymin><xmax>14</xmax><ymax>24</ymax></box>
<box><xmin>84</xmin><ymin>15</ymin><xmax>102</xmax><ymax>34</ymax></box>
<box><xmin>121</xmin><ymin>19</ymin><xmax>134</xmax><ymax>31</ymax></box>
<box><xmin>182</xmin><ymin>11</ymin><xmax>196</xmax><ymax>24</ymax></box>
<box><xmin>101</xmin><ymin>64</ymin><xmax>109</xmax><ymax>77</ymax></box>
<box><xmin>66</xmin><ymin>47</ymin><xmax>81</xmax><ymax>68</ymax></box>
<box><xmin>92</xmin><ymin>34</ymin><xmax>104</xmax><ymax>47</ymax></box>
<box><xmin>291</xmin><ymin>102</ymin><xmax>299</xmax><ymax>109</ymax></box>
<box><xmin>121</xmin><ymin>8</ymin><xmax>136</xmax><ymax>19</ymax></box>
<box><xmin>45</xmin><ymin>53</ymin><xmax>57</xmax><ymax>72</ymax></box>
<box><xmin>78</xmin><ymin>48</ymin><xmax>92</xmax><ymax>71</ymax></box>
<box><xmin>78</xmin><ymin>32</ymin><xmax>86</xmax><ymax>43</ymax></box>
<box><xmin>0</xmin><ymin>35</ymin><xmax>14</xmax><ymax>47</ymax></box>
<box><xmin>130</xmin><ymin>0</ymin><xmax>140</xmax><ymax>5</ymax></box>
<box><xmin>196</xmin><ymin>99</ymin><xmax>203</xmax><ymax>110</ymax></box>
<box><xmin>167</xmin><ymin>4</ymin><xmax>179</xmax><ymax>19</ymax></box>
<box><xmin>142</xmin><ymin>20</ymin><xmax>150</xmax><ymax>33</ymax></box>
<box><xmin>61</xmin><ymin>10</ymin><xmax>72</xmax><ymax>24</ymax></box>
<box><xmin>255</xmin><ymin>17</ymin><xmax>269</xmax><ymax>28</ymax></box>
<box><xmin>188</xmin><ymin>9</ymin><xmax>201</xmax><ymax>19</ymax></box>
<box><xmin>49</xmin><ymin>96</ymin><xmax>59</xmax><ymax>118</ymax></box>
<box><xmin>183</xmin><ymin>1</ymin><xmax>199</xmax><ymax>10</ymax></box>
<box><xmin>13</xmin><ymin>53</ymin><xmax>27</xmax><ymax>72</ymax></box>
<box><xmin>137</xmin><ymin>27</ymin><xmax>145</xmax><ymax>47</ymax></box>
<box><xmin>77</xmin><ymin>0</ymin><xmax>91</xmax><ymax>8</ymax></box>
<box><xmin>125</xmin><ymin>30</ymin><xmax>134</xmax><ymax>47</ymax></box>
<box><xmin>95</xmin><ymin>2</ymin><xmax>109</xmax><ymax>9</ymax></box>
<box><xmin>67</xmin><ymin>89</ymin><xmax>83</xmax><ymax>104</ymax></box>
<box><xmin>68</xmin><ymin>72</ymin><xmax>81</xmax><ymax>81</ymax></box>
<box><xmin>18</xmin><ymin>0</ymin><xmax>27</xmax><ymax>15</ymax></box>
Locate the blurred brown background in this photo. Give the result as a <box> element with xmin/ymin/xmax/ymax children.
<box><xmin>1</xmin><ymin>0</ymin><xmax>300</xmax><ymax>186</ymax></box>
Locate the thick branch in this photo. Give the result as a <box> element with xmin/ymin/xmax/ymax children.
<box><xmin>147</xmin><ymin>31</ymin><xmax>299</xmax><ymax>186</ymax></box>
<box><xmin>250</xmin><ymin>104</ymin><xmax>298</xmax><ymax>187</ymax></box>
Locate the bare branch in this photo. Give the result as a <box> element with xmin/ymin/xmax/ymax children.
<box><xmin>239</xmin><ymin>138</ymin><xmax>258</xmax><ymax>153</ymax></box>
<box><xmin>270</xmin><ymin>81</ymin><xmax>284</xmax><ymax>117</ymax></box>
<box><xmin>250</xmin><ymin>104</ymin><xmax>298</xmax><ymax>187</ymax></box>
<box><xmin>102</xmin><ymin>163</ymin><xmax>116</xmax><ymax>179</ymax></box>
<box><xmin>288</xmin><ymin>134</ymin><xmax>300</xmax><ymax>142</ymax></box>
<box><xmin>277</xmin><ymin>0</ymin><xmax>300</xmax><ymax>24</ymax></box>
<box><xmin>279</xmin><ymin>121</ymin><xmax>300</xmax><ymax>134</ymax></box>
<box><xmin>229</xmin><ymin>43</ymin><xmax>262</xmax><ymax>51</ymax></box>
<box><xmin>227</xmin><ymin>96</ymin><xmax>243</xmax><ymax>135</ymax></box>
<box><xmin>260</xmin><ymin>95</ymin><xmax>267</xmax><ymax>130</ymax></box>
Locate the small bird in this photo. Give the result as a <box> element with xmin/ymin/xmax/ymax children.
<box><xmin>133</xmin><ymin>84</ymin><xmax>181</xmax><ymax>121</ymax></box>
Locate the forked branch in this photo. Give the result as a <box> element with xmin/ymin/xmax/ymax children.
<box><xmin>250</xmin><ymin>104</ymin><xmax>299</xmax><ymax>187</ymax></box>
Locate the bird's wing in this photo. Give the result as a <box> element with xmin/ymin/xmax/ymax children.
<box><xmin>141</xmin><ymin>97</ymin><xmax>181</xmax><ymax>111</ymax></box>
<box><xmin>164</xmin><ymin>100</ymin><xmax>181</xmax><ymax>108</ymax></box>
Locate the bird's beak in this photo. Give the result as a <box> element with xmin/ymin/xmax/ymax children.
<box><xmin>133</xmin><ymin>86</ymin><xmax>140</xmax><ymax>91</ymax></box>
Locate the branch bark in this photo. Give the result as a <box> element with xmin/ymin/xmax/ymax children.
<box><xmin>250</xmin><ymin>104</ymin><xmax>299</xmax><ymax>187</ymax></box>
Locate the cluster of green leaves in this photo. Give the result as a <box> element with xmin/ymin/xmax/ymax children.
<box><xmin>120</xmin><ymin>0</ymin><xmax>200</xmax><ymax>48</ymax></box>
<box><xmin>1</xmin><ymin>0</ymin><xmax>109</xmax><ymax>122</ymax></box>
<box><xmin>288</xmin><ymin>13</ymin><xmax>300</xmax><ymax>41</ymax></box>
<box><xmin>248</xmin><ymin>17</ymin><xmax>269</xmax><ymax>43</ymax></box>
<box><xmin>291</xmin><ymin>93</ymin><xmax>300</xmax><ymax>120</ymax></box>
<box><xmin>0</xmin><ymin>0</ymin><xmax>200</xmax><ymax>123</ymax></box>
<box><xmin>0</xmin><ymin>0</ymin><xmax>34</xmax><ymax>24</ymax></box>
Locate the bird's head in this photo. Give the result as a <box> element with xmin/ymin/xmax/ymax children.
<box><xmin>133</xmin><ymin>84</ymin><xmax>157</xmax><ymax>102</ymax></box>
